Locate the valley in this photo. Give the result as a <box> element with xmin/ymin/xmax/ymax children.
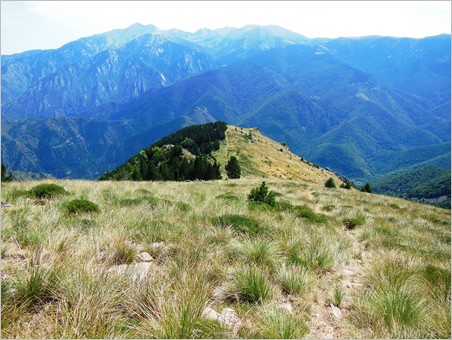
<box><xmin>1</xmin><ymin>24</ymin><xmax>450</xmax><ymax>206</ymax></box>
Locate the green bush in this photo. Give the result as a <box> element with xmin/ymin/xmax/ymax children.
<box><xmin>64</xmin><ymin>199</ymin><xmax>100</xmax><ymax>214</ymax></box>
<box><xmin>248</xmin><ymin>181</ymin><xmax>276</xmax><ymax>207</ymax></box>
<box><xmin>340</xmin><ymin>182</ymin><xmax>352</xmax><ymax>189</ymax></box>
<box><xmin>1</xmin><ymin>163</ymin><xmax>12</xmax><ymax>182</ymax></box>
<box><xmin>29</xmin><ymin>183</ymin><xmax>67</xmax><ymax>199</ymax></box>
<box><xmin>361</xmin><ymin>183</ymin><xmax>373</xmax><ymax>193</ymax></box>
<box><xmin>324</xmin><ymin>177</ymin><xmax>336</xmax><ymax>188</ymax></box>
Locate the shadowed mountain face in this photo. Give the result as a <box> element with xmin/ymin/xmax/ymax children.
<box><xmin>1</xmin><ymin>24</ymin><xmax>450</xmax><ymax>187</ymax></box>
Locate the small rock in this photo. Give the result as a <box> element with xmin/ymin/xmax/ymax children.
<box><xmin>150</xmin><ymin>242</ymin><xmax>165</xmax><ymax>250</ymax></box>
<box><xmin>136</xmin><ymin>252</ymin><xmax>153</xmax><ymax>262</ymax></box>
<box><xmin>343</xmin><ymin>269</ymin><xmax>355</xmax><ymax>276</ymax></box>
<box><xmin>1</xmin><ymin>273</ymin><xmax>7</xmax><ymax>281</ymax></box>
<box><xmin>342</xmin><ymin>280</ymin><xmax>363</xmax><ymax>288</ymax></box>
<box><xmin>218</xmin><ymin>308</ymin><xmax>242</xmax><ymax>333</ymax></box>
<box><xmin>107</xmin><ymin>262</ymin><xmax>152</xmax><ymax>281</ymax></box>
<box><xmin>278</xmin><ymin>301</ymin><xmax>293</xmax><ymax>313</ymax></box>
<box><xmin>330</xmin><ymin>304</ymin><xmax>342</xmax><ymax>319</ymax></box>
<box><xmin>201</xmin><ymin>306</ymin><xmax>219</xmax><ymax>321</ymax></box>
<box><xmin>97</xmin><ymin>251</ymin><xmax>107</xmax><ymax>262</ymax></box>
<box><xmin>1</xmin><ymin>201</ymin><xmax>13</xmax><ymax>208</ymax></box>
<box><xmin>34</xmin><ymin>199</ymin><xmax>46</xmax><ymax>206</ymax></box>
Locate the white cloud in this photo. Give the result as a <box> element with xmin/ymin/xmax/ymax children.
<box><xmin>1</xmin><ymin>1</ymin><xmax>450</xmax><ymax>54</ymax></box>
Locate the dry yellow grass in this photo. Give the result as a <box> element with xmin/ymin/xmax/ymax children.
<box><xmin>214</xmin><ymin>125</ymin><xmax>344</xmax><ymax>185</ymax></box>
<box><xmin>1</xmin><ymin>177</ymin><xmax>449</xmax><ymax>338</ymax></box>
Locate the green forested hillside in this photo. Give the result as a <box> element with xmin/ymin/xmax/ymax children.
<box><xmin>372</xmin><ymin>166</ymin><xmax>451</xmax><ymax>208</ymax></box>
<box><xmin>99</xmin><ymin>121</ymin><xmax>227</xmax><ymax>181</ymax></box>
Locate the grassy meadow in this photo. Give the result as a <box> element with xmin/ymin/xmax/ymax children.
<box><xmin>1</xmin><ymin>178</ymin><xmax>450</xmax><ymax>338</ymax></box>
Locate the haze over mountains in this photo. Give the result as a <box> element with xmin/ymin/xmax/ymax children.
<box><xmin>1</xmin><ymin>24</ymin><xmax>450</xmax><ymax>190</ymax></box>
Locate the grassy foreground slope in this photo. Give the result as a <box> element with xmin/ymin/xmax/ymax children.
<box><xmin>1</xmin><ymin>178</ymin><xmax>450</xmax><ymax>338</ymax></box>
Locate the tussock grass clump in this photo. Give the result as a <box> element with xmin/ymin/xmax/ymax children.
<box><xmin>109</xmin><ymin>239</ymin><xmax>136</xmax><ymax>265</ymax></box>
<box><xmin>287</xmin><ymin>241</ymin><xmax>334</xmax><ymax>272</ymax></box>
<box><xmin>276</xmin><ymin>265</ymin><xmax>309</xmax><ymax>295</ymax></box>
<box><xmin>4</xmin><ymin>188</ymin><xmax>32</xmax><ymax>201</ymax></box>
<box><xmin>64</xmin><ymin>199</ymin><xmax>99</xmax><ymax>214</ymax></box>
<box><xmin>252</xmin><ymin>308</ymin><xmax>309</xmax><ymax>338</ymax></box>
<box><xmin>216</xmin><ymin>193</ymin><xmax>240</xmax><ymax>202</ymax></box>
<box><xmin>12</xmin><ymin>265</ymin><xmax>60</xmax><ymax>310</ymax></box>
<box><xmin>322</xmin><ymin>204</ymin><xmax>335</xmax><ymax>212</ymax></box>
<box><xmin>213</xmin><ymin>214</ymin><xmax>266</xmax><ymax>236</ymax></box>
<box><xmin>333</xmin><ymin>283</ymin><xmax>344</xmax><ymax>307</ymax></box>
<box><xmin>131</xmin><ymin>266</ymin><xmax>222</xmax><ymax>339</ymax></box>
<box><xmin>422</xmin><ymin>264</ymin><xmax>451</xmax><ymax>303</ymax></box>
<box><xmin>233</xmin><ymin>238</ymin><xmax>280</xmax><ymax>269</ymax></box>
<box><xmin>344</xmin><ymin>214</ymin><xmax>366</xmax><ymax>230</ymax></box>
<box><xmin>291</xmin><ymin>205</ymin><xmax>329</xmax><ymax>223</ymax></box>
<box><xmin>1</xmin><ymin>178</ymin><xmax>450</xmax><ymax>338</ymax></box>
<box><xmin>56</xmin><ymin>266</ymin><xmax>127</xmax><ymax>339</ymax></box>
<box><xmin>352</xmin><ymin>255</ymin><xmax>435</xmax><ymax>338</ymax></box>
<box><xmin>29</xmin><ymin>183</ymin><xmax>67</xmax><ymax>199</ymax></box>
<box><xmin>226</xmin><ymin>266</ymin><xmax>276</xmax><ymax>304</ymax></box>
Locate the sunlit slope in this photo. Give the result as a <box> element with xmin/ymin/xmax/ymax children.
<box><xmin>214</xmin><ymin>125</ymin><xmax>345</xmax><ymax>185</ymax></box>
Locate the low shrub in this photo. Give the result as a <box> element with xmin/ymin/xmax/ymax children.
<box><xmin>340</xmin><ymin>182</ymin><xmax>352</xmax><ymax>189</ymax></box>
<box><xmin>325</xmin><ymin>177</ymin><xmax>336</xmax><ymax>188</ymax></box>
<box><xmin>361</xmin><ymin>183</ymin><xmax>373</xmax><ymax>193</ymax></box>
<box><xmin>64</xmin><ymin>199</ymin><xmax>100</xmax><ymax>214</ymax></box>
<box><xmin>29</xmin><ymin>183</ymin><xmax>67</xmax><ymax>199</ymax></box>
<box><xmin>248</xmin><ymin>181</ymin><xmax>276</xmax><ymax>207</ymax></box>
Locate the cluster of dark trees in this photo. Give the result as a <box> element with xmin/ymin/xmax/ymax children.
<box><xmin>100</xmin><ymin>122</ymin><xmax>227</xmax><ymax>181</ymax></box>
<box><xmin>1</xmin><ymin>163</ymin><xmax>12</xmax><ymax>182</ymax></box>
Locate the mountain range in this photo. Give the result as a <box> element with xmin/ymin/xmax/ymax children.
<box><xmin>1</xmin><ymin>24</ymin><xmax>450</xmax><ymax>195</ymax></box>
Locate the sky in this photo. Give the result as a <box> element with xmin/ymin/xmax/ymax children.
<box><xmin>1</xmin><ymin>1</ymin><xmax>451</xmax><ymax>55</ymax></box>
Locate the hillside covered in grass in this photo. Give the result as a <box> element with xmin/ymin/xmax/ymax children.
<box><xmin>1</xmin><ymin>178</ymin><xmax>450</xmax><ymax>338</ymax></box>
<box><xmin>100</xmin><ymin>122</ymin><xmax>347</xmax><ymax>188</ymax></box>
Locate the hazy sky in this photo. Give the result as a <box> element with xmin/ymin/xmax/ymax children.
<box><xmin>1</xmin><ymin>1</ymin><xmax>451</xmax><ymax>55</ymax></box>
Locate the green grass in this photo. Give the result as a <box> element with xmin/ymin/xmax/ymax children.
<box><xmin>226</xmin><ymin>266</ymin><xmax>275</xmax><ymax>304</ymax></box>
<box><xmin>213</xmin><ymin>214</ymin><xmax>266</xmax><ymax>236</ymax></box>
<box><xmin>333</xmin><ymin>283</ymin><xmax>344</xmax><ymax>307</ymax></box>
<box><xmin>276</xmin><ymin>265</ymin><xmax>309</xmax><ymax>295</ymax></box>
<box><xmin>252</xmin><ymin>308</ymin><xmax>309</xmax><ymax>338</ymax></box>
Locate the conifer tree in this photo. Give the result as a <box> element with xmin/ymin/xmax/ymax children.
<box><xmin>225</xmin><ymin>156</ymin><xmax>241</xmax><ymax>179</ymax></box>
